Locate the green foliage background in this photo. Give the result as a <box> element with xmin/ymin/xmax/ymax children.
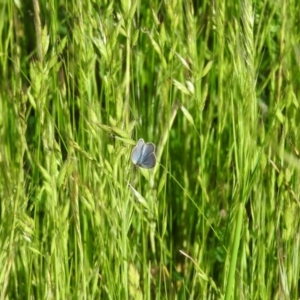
<box><xmin>0</xmin><ymin>0</ymin><xmax>300</xmax><ymax>299</ymax></box>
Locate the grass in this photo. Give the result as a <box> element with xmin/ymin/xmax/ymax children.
<box><xmin>0</xmin><ymin>0</ymin><xmax>300</xmax><ymax>299</ymax></box>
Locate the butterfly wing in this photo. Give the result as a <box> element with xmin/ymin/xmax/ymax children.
<box><xmin>142</xmin><ymin>142</ymin><xmax>155</xmax><ymax>157</ymax></box>
<box><xmin>131</xmin><ymin>139</ymin><xmax>145</xmax><ymax>165</ymax></box>
<box><xmin>140</xmin><ymin>143</ymin><xmax>156</xmax><ymax>168</ymax></box>
<box><xmin>140</xmin><ymin>152</ymin><xmax>156</xmax><ymax>169</ymax></box>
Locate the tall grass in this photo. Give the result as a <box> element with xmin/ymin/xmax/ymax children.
<box><xmin>0</xmin><ymin>0</ymin><xmax>300</xmax><ymax>299</ymax></box>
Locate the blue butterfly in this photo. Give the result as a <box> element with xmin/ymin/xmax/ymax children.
<box><xmin>131</xmin><ymin>139</ymin><xmax>156</xmax><ymax>169</ymax></box>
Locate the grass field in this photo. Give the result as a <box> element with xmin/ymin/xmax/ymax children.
<box><xmin>1</xmin><ymin>0</ymin><xmax>300</xmax><ymax>299</ymax></box>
